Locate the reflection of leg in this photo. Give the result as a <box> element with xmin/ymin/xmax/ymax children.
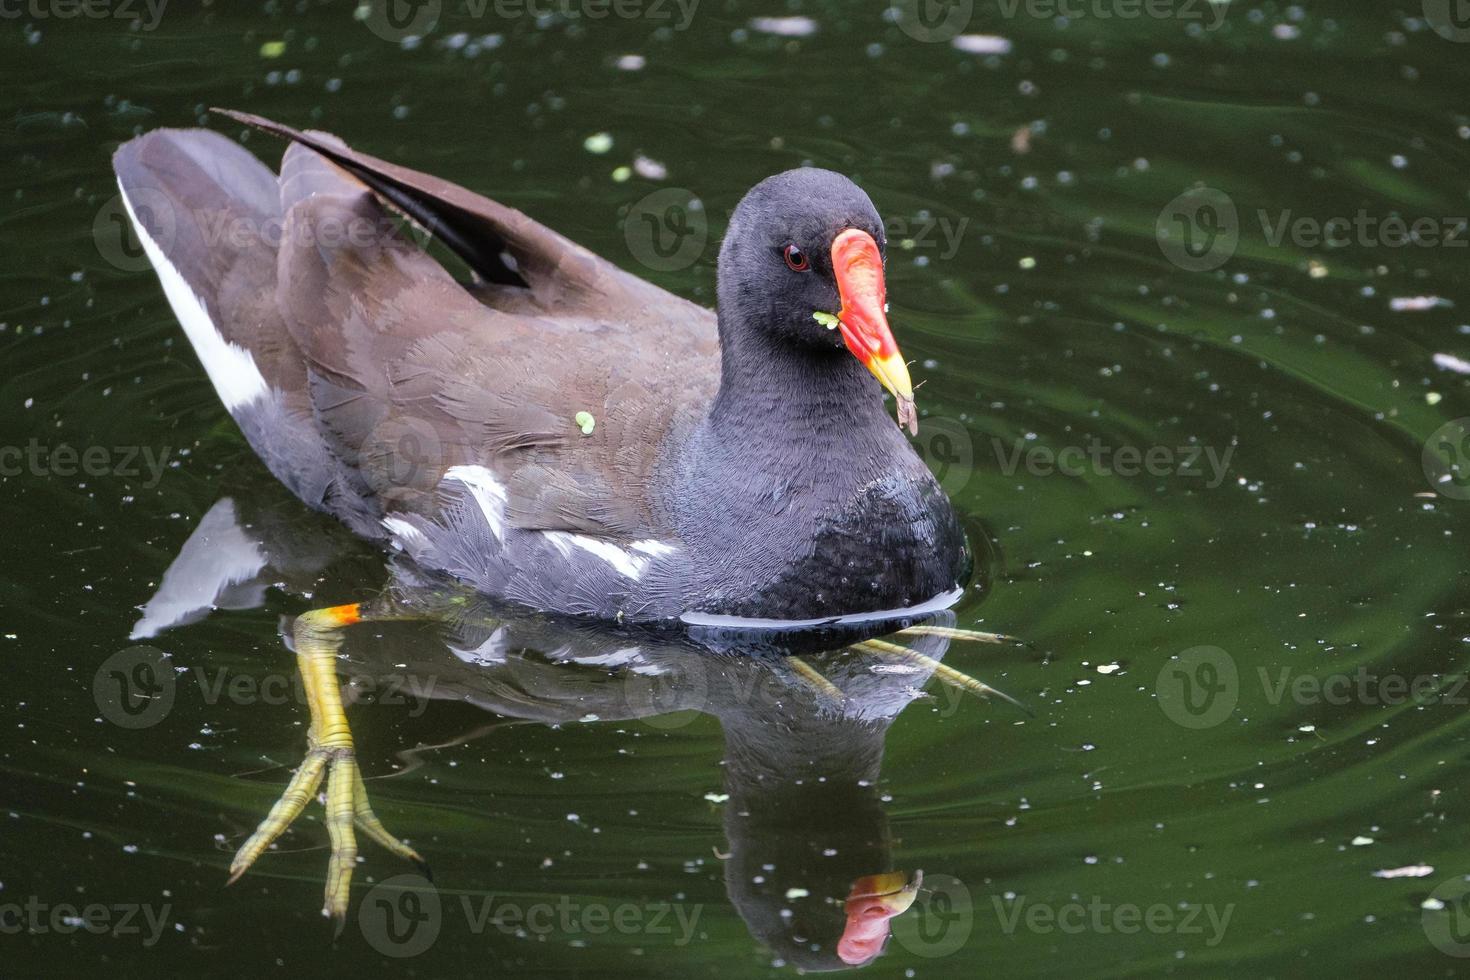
<box><xmin>853</xmin><ymin>638</ymin><xmax>1030</xmax><ymax>715</ymax></box>
<box><xmin>228</xmin><ymin>602</ymin><xmax>427</xmax><ymax>925</ymax></box>
<box><xmin>786</xmin><ymin>655</ymin><xmax>847</xmax><ymax>703</ymax></box>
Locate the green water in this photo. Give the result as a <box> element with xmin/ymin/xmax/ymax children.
<box><xmin>5</xmin><ymin>2</ymin><xmax>1470</xmax><ymax>976</ymax></box>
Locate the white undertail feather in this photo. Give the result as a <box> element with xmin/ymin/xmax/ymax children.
<box><xmin>117</xmin><ymin>177</ymin><xmax>270</xmax><ymax>411</ymax></box>
<box><xmin>381</xmin><ymin>515</ymin><xmax>427</xmax><ymax>549</ymax></box>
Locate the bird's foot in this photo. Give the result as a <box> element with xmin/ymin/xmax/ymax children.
<box><xmin>855</xmin><ymin>636</ymin><xmax>1031</xmax><ymax>716</ymax></box>
<box><xmin>227</xmin><ymin>603</ymin><xmax>426</xmax><ymax>926</ymax></box>
<box><xmin>896</xmin><ymin>624</ymin><xmax>1020</xmax><ymax>645</ymax></box>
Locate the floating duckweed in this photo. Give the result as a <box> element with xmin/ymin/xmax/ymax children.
<box><xmin>583</xmin><ymin>132</ymin><xmax>614</xmax><ymax>154</ymax></box>
<box><xmin>260</xmin><ymin>40</ymin><xmax>286</xmax><ymax>59</ymax></box>
<box><xmin>575</xmin><ymin>410</ymin><xmax>596</xmax><ymax>435</ymax></box>
<box><xmin>611</xmin><ymin>166</ymin><xmax>632</xmax><ymax>183</ymax></box>
<box><xmin>813</xmin><ymin>311</ymin><xmax>841</xmax><ymax>330</ymax></box>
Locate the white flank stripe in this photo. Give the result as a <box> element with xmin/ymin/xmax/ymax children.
<box><xmin>444</xmin><ymin>464</ymin><xmax>508</xmax><ymax>540</ymax></box>
<box><xmin>117</xmin><ymin>177</ymin><xmax>269</xmax><ymax>411</ymax></box>
<box><xmin>545</xmin><ymin>531</ymin><xmax>650</xmax><ymax>580</ymax></box>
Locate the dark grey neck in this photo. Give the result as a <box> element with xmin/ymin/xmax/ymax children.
<box><xmin>705</xmin><ymin>316</ymin><xmax>896</xmax><ymax>463</ymax></box>
<box><xmin>656</xmin><ymin>308</ymin><xmax>966</xmax><ymax>619</ymax></box>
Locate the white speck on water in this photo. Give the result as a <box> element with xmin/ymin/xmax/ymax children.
<box><xmin>1351</xmin><ymin>835</ymin><xmax>1374</xmax><ymax>846</ymax></box>
<box><xmin>952</xmin><ymin>34</ymin><xmax>1011</xmax><ymax>55</ymax></box>
<box><xmin>583</xmin><ymin>132</ymin><xmax>614</xmax><ymax>155</ymax></box>
<box><xmin>1391</xmin><ymin>295</ymin><xmax>1449</xmax><ymax>311</ymax></box>
<box><xmin>1096</xmin><ymin>663</ymin><xmax>1120</xmax><ymax>675</ymax></box>
<box><xmin>748</xmin><ymin>16</ymin><xmax>817</xmax><ymax>37</ymax></box>
<box><xmin>1433</xmin><ymin>352</ymin><xmax>1470</xmax><ymax>374</ymax></box>
<box><xmin>633</xmin><ymin>155</ymin><xmax>667</xmax><ymax>180</ymax></box>
<box><xmin>615</xmin><ymin>54</ymin><xmax>646</xmax><ymax>71</ymax></box>
<box><xmin>1373</xmin><ymin>865</ymin><xmax>1433</xmax><ymax>879</ymax></box>
<box><xmin>785</xmin><ymin>887</ymin><xmax>809</xmax><ymax>900</ymax></box>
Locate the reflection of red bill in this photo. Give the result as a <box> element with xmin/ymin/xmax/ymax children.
<box><xmin>837</xmin><ymin>869</ymin><xmax>923</xmax><ymax>965</ymax></box>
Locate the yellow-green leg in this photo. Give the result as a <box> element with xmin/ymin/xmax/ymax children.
<box><xmin>897</xmin><ymin>624</ymin><xmax>1018</xmax><ymax>645</ymax></box>
<box><xmin>854</xmin><ymin>637</ymin><xmax>1030</xmax><ymax>715</ymax></box>
<box><xmin>227</xmin><ymin>602</ymin><xmax>426</xmax><ymax>925</ymax></box>
<box><xmin>786</xmin><ymin>655</ymin><xmax>847</xmax><ymax>703</ymax></box>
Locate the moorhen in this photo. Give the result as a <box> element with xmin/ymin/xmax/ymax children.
<box><xmin>112</xmin><ymin>111</ymin><xmax>971</xmax><ymax>626</ymax></box>
<box><xmin>112</xmin><ymin>113</ymin><xmax>1011</xmax><ymax>922</ymax></box>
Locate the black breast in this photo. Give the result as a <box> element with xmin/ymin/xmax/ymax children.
<box><xmin>688</xmin><ymin>471</ymin><xmax>971</xmax><ymax>620</ymax></box>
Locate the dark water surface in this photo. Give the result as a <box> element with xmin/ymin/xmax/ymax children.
<box><xmin>5</xmin><ymin>2</ymin><xmax>1470</xmax><ymax>976</ymax></box>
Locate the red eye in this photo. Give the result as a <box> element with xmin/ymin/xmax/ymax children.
<box><xmin>783</xmin><ymin>244</ymin><xmax>810</xmax><ymax>272</ymax></box>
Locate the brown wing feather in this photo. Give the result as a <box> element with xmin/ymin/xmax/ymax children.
<box><xmin>216</xmin><ymin>108</ymin><xmax>701</xmax><ymax>328</ymax></box>
<box><xmin>245</xmin><ymin>114</ymin><xmax>718</xmax><ymax>540</ymax></box>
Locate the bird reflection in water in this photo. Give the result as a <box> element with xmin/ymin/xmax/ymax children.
<box><xmin>132</xmin><ymin>488</ymin><xmax>1022</xmax><ymax>970</ymax></box>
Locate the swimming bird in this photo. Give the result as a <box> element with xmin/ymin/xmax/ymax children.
<box><xmin>111</xmin><ymin>113</ymin><xmax>1009</xmax><ymax>922</ymax></box>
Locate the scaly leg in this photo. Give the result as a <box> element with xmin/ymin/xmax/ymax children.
<box><xmin>854</xmin><ymin>637</ymin><xmax>1031</xmax><ymax>715</ymax></box>
<box><xmin>227</xmin><ymin>602</ymin><xmax>427</xmax><ymax>925</ymax></box>
<box><xmin>897</xmin><ymin>625</ymin><xmax>1019</xmax><ymax>645</ymax></box>
<box><xmin>786</xmin><ymin>655</ymin><xmax>847</xmax><ymax>704</ymax></box>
